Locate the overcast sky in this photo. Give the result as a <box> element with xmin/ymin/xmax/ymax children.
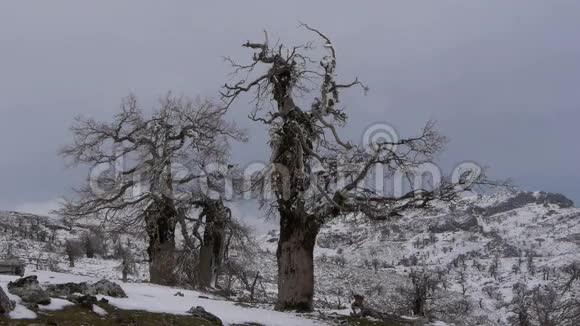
<box><xmin>1</xmin><ymin>1</ymin><xmax>579</xmax><ymax>221</ymax></box>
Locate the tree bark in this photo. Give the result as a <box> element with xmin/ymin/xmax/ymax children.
<box><xmin>272</xmin><ymin>100</ymin><xmax>320</xmax><ymax>311</ymax></box>
<box><xmin>197</xmin><ymin>200</ymin><xmax>228</xmax><ymax>288</ymax></box>
<box><xmin>146</xmin><ymin>199</ymin><xmax>177</xmax><ymax>286</ymax></box>
<box><xmin>251</xmin><ymin>52</ymin><xmax>321</xmax><ymax>311</ymax></box>
<box><xmin>275</xmin><ymin>210</ymin><xmax>320</xmax><ymax>312</ymax></box>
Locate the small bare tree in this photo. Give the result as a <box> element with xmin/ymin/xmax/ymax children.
<box><xmin>489</xmin><ymin>256</ymin><xmax>501</xmax><ymax>280</ymax></box>
<box><xmin>64</xmin><ymin>239</ymin><xmax>84</xmax><ymax>267</ymax></box>
<box><xmin>456</xmin><ymin>269</ymin><xmax>468</xmax><ymax>296</ymax></box>
<box><xmin>400</xmin><ymin>268</ymin><xmax>441</xmax><ymax>317</ymax></box>
<box><xmin>116</xmin><ymin>247</ymin><xmax>137</xmax><ymax>282</ymax></box>
<box><xmin>217</xmin><ymin>218</ymin><xmax>258</xmax><ymax>291</ymax></box>
<box><xmin>527</xmin><ymin>253</ymin><xmax>536</xmax><ymax>276</ymax></box>
<box><xmin>371</xmin><ymin>258</ymin><xmax>380</xmax><ymax>273</ymax></box>
<box><xmin>508</xmin><ymin>282</ymin><xmax>533</xmax><ymax>326</ymax></box>
<box><xmin>81</xmin><ymin>228</ymin><xmax>106</xmax><ymax>258</ymax></box>
<box><xmin>560</xmin><ymin>262</ymin><xmax>580</xmax><ymax>294</ymax></box>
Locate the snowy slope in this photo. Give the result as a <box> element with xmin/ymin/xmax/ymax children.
<box><xmin>0</xmin><ymin>270</ymin><xmax>324</xmax><ymax>325</ymax></box>
<box><xmin>258</xmin><ymin>191</ymin><xmax>580</xmax><ymax>324</ymax></box>
<box><xmin>1</xmin><ymin>191</ymin><xmax>579</xmax><ymax>325</ymax></box>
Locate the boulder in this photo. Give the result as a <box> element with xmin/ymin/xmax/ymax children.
<box><xmin>69</xmin><ymin>294</ymin><xmax>98</xmax><ymax>310</ymax></box>
<box><xmin>0</xmin><ymin>286</ymin><xmax>15</xmax><ymax>315</ymax></box>
<box><xmin>457</xmin><ymin>215</ymin><xmax>480</xmax><ymax>232</ymax></box>
<box><xmin>7</xmin><ymin>275</ymin><xmax>51</xmax><ymax>305</ymax></box>
<box><xmin>45</xmin><ymin>282</ymin><xmax>93</xmax><ymax>298</ymax></box>
<box><xmin>187</xmin><ymin>306</ymin><xmax>223</xmax><ymax>325</ymax></box>
<box><xmin>0</xmin><ymin>259</ymin><xmax>26</xmax><ymax>276</ymax></box>
<box><xmin>92</xmin><ymin>279</ymin><xmax>127</xmax><ymax>298</ymax></box>
<box><xmin>45</xmin><ymin>279</ymin><xmax>127</xmax><ymax>299</ymax></box>
<box><xmin>351</xmin><ymin>294</ymin><xmax>423</xmax><ymax>325</ymax></box>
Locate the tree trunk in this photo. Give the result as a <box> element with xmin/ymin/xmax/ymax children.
<box><xmin>271</xmin><ymin>111</ymin><xmax>320</xmax><ymax>311</ymax></box>
<box><xmin>122</xmin><ymin>269</ymin><xmax>128</xmax><ymax>283</ymax></box>
<box><xmin>275</xmin><ymin>210</ymin><xmax>320</xmax><ymax>312</ymax></box>
<box><xmin>267</xmin><ymin>62</ymin><xmax>321</xmax><ymax>311</ymax></box>
<box><xmin>146</xmin><ymin>199</ymin><xmax>177</xmax><ymax>286</ymax></box>
<box><xmin>197</xmin><ymin>200</ymin><xmax>228</xmax><ymax>288</ymax></box>
<box><xmin>250</xmin><ymin>271</ymin><xmax>260</xmax><ymax>302</ymax></box>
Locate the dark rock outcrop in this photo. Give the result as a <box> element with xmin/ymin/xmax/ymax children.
<box><xmin>317</xmin><ymin>232</ymin><xmax>358</xmax><ymax>249</ymax></box>
<box><xmin>69</xmin><ymin>294</ymin><xmax>98</xmax><ymax>310</ymax></box>
<box><xmin>92</xmin><ymin>279</ymin><xmax>127</xmax><ymax>298</ymax></box>
<box><xmin>485</xmin><ymin>192</ymin><xmax>574</xmax><ymax>216</ymax></box>
<box><xmin>7</xmin><ymin>275</ymin><xmax>50</xmax><ymax>305</ymax></box>
<box><xmin>483</xmin><ymin>238</ymin><xmax>521</xmax><ymax>258</ymax></box>
<box><xmin>45</xmin><ymin>279</ymin><xmax>127</xmax><ymax>299</ymax></box>
<box><xmin>187</xmin><ymin>306</ymin><xmax>223</xmax><ymax>325</ymax></box>
<box><xmin>45</xmin><ymin>282</ymin><xmax>93</xmax><ymax>298</ymax></box>
<box><xmin>0</xmin><ymin>286</ymin><xmax>15</xmax><ymax>315</ymax></box>
<box><xmin>429</xmin><ymin>214</ymin><xmax>480</xmax><ymax>233</ymax></box>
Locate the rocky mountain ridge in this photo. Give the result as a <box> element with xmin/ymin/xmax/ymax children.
<box><xmin>258</xmin><ymin>191</ymin><xmax>580</xmax><ymax>324</ymax></box>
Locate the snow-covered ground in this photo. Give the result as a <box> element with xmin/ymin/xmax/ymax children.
<box><xmin>0</xmin><ymin>270</ymin><xmax>325</xmax><ymax>325</ymax></box>
<box><xmin>2</xmin><ymin>191</ymin><xmax>579</xmax><ymax>325</ymax></box>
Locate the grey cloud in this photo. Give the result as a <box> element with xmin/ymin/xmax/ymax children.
<box><xmin>1</xmin><ymin>1</ymin><xmax>579</xmax><ymax>213</ymax></box>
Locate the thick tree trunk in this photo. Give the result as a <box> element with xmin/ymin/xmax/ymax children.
<box><xmin>275</xmin><ymin>211</ymin><xmax>320</xmax><ymax>312</ymax></box>
<box><xmin>146</xmin><ymin>200</ymin><xmax>177</xmax><ymax>286</ymax></box>
<box><xmin>271</xmin><ymin>111</ymin><xmax>320</xmax><ymax>311</ymax></box>
<box><xmin>197</xmin><ymin>200</ymin><xmax>228</xmax><ymax>288</ymax></box>
<box><xmin>267</xmin><ymin>61</ymin><xmax>321</xmax><ymax>311</ymax></box>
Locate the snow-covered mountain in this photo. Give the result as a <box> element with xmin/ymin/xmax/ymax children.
<box><xmin>1</xmin><ymin>191</ymin><xmax>579</xmax><ymax>325</ymax></box>
<box><xmin>257</xmin><ymin>191</ymin><xmax>580</xmax><ymax>324</ymax></box>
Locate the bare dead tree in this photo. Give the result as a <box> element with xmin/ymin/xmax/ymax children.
<box><xmin>176</xmin><ymin>167</ymin><xmax>256</xmax><ymax>290</ymax></box>
<box><xmin>248</xmin><ymin>271</ymin><xmax>261</xmax><ymax>301</ymax></box>
<box><xmin>56</xmin><ymin>94</ymin><xmax>245</xmax><ymax>285</ymax></box>
<box><xmin>194</xmin><ymin>200</ymin><xmax>230</xmax><ymax>288</ymax></box>
<box><xmin>220</xmin><ymin>25</ymin><xmax>506</xmax><ymax>311</ymax></box>
<box><xmin>81</xmin><ymin>228</ymin><xmax>106</xmax><ymax>258</ymax></box>
<box><xmin>560</xmin><ymin>262</ymin><xmax>580</xmax><ymax>295</ymax></box>
<box><xmin>371</xmin><ymin>258</ymin><xmax>380</xmax><ymax>273</ymax></box>
<box><xmin>217</xmin><ymin>218</ymin><xmax>259</xmax><ymax>294</ymax></box>
<box><xmin>456</xmin><ymin>269</ymin><xmax>469</xmax><ymax>296</ymax></box>
<box><xmin>407</xmin><ymin>269</ymin><xmax>440</xmax><ymax>317</ymax></box>
<box><xmin>489</xmin><ymin>255</ymin><xmax>501</xmax><ymax>280</ymax></box>
<box><xmin>513</xmin><ymin>283</ymin><xmax>580</xmax><ymax>326</ymax></box>
<box><xmin>64</xmin><ymin>239</ymin><xmax>84</xmax><ymax>268</ymax></box>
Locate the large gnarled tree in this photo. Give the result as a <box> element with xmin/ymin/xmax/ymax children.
<box><xmin>58</xmin><ymin>94</ymin><xmax>245</xmax><ymax>285</ymax></box>
<box><xmin>221</xmin><ymin>26</ymin><xmax>502</xmax><ymax>311</ymax></box>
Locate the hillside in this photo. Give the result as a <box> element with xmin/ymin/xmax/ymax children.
<box><xmin>258</xmin><ymin>191</ymin><xmax>580</xmax><ymax>324</ymax></box>
<box><xmin>1</xmin><ymin>191</ymin><xmax>579</xmax><ymax>325</ymax></box>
